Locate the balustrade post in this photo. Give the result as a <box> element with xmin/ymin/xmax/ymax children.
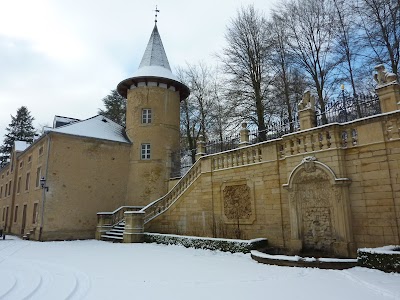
<box><xmin>96</xmin><ymin>213</ymin><xmax>112</xmax><ymax>240</ymax></box>
<box><xmin>123</xmin><ymin>211</ymin><xmax>145</xmax><ymax>243</ymax></box>
<box><xmin>298</xmin><ymin>91</ymin><xmax>316</xmax><ymax>130</ymax></box>
<box><xmin>374</xmin><ymin>64</ymin><xmax>400</xmax><ymax>113</ymax></box>
<box><xmin>239</xmin><ymin>123</ymin><xmax>250</xmax><ymax>148</ymax></box>
<box><xmin>195</xmin><ymin>135</ymin><xmax>206</xmax><ymax>161</ymax></box>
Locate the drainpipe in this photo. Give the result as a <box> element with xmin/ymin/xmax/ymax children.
<box><xmin>39</xmin><ymin>134</ymin><xmax>51</xmax><ymax>241</ymax></box>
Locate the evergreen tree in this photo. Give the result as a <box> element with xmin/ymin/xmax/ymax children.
<box><xmin>0</xmin><ymin>106</ymin><xmax>36</xmax><ymax>166</ymax></box>
<box><xmin>98</xmin><ymin>89</ymin><xmax>126</xmax><ymax>126</ymax></box>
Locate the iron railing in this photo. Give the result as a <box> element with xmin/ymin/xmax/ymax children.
<box><xmin>316</xmin><ymin>94</ymin><xmax>380</xmax><ymax>126</ymax></box>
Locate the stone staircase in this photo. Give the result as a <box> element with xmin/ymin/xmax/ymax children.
<box><xmin>100</xmin><ymin>220</ymin><xmax>125</xmax><ymax>243</ymax></box>
<box><xmin>22</xmin><ymin>227</ymin><xmax>36</xmax><ymax>240</ymax></box>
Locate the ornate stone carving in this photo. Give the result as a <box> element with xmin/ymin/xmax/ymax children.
<box><xmin>298</xmin><ymin>90</ymin><xmax>315</xmax><ymax>111</ymax></box>
<box><xmin>301</xmin><ymin>156</ymin><xmax>317</xmax><ymax>173</ymax></box>
<box><xmin>223</xmin><ymin>184</ymin><xmax>252</xmax><ymax>220</ymax></box>
<box><xmin>374</xmin><ymin>64</ymin><xmax>398</xmax><ymax>86</ymax></box>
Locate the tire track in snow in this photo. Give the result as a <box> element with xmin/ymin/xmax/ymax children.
<box><xmin>0</xmin><ymin>240</ymin><xmax>32</xmax><ymax>264</ymax></box>
<box><xmin>0</xmin><ymin>274</ymin><xmax>17</xmax><ymax>299</ymax></box>
<box><xmin>337</xmin><ymin>270</ymin><xmax>398</xmax><ymax>299</ymax></box>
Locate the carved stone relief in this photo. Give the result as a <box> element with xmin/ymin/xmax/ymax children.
<box><xmin>223</xmin><ymin>184</ymin><xmax>252</xmax><ymax>220</ymax></box>
<box><xmin>285</xmin><ymin>156</ymin><xmax>351</xmax><ymax>254</ymax></box>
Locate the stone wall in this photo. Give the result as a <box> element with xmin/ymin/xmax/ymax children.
<box><xmin>145</xmin><ymin>111</ymin><xmax>400</xmax><ymax>257</ymax></box>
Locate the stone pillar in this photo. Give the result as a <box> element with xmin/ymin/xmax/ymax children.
<box><xmin>239</xmin><ymin>123</ymin><xmax>250</xmax><ymax>148</ymax></box>
<box><xmin>123</xmin><ymin>211</ymin><xmax>145</xmax><ymax>243</ymax></box>
<box><xmin>374</xmin><ymin>64</ymin><xmax>400</xmax><ymax>113</ymax></box>
<box><xmin>95</xmin><ymin>213</ymin><xmax>112</xmax><ymax>240</ymax></box>
<box><xmin>195</xmin><ymin>135</ymin><xmax>206</xmax><ymax>161</ymax></box>
<box><xmin>298</xmin><ymin>91</ymin><xmax>316</xmax><ymax>130</ymax></box>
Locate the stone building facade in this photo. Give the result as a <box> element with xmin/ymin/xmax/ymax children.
<box><xmin>1</xmin><ymin>22</ymin><xmax>399</xmax><ymax>258</ymax></box>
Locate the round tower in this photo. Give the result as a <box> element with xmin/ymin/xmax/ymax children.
<box><xmin>117</xmin><ymin>24</ymin><xmax>190</xmax><ymax>206</ymax></box>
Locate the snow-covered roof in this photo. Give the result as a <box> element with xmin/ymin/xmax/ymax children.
<box><xmin>53</xmin><ymin>115</ymin><xmax>80</xmax><ymax>128</ymax></box>
<box><xmin>14</xmin><ymin>141</ymin><xmax>30</xmax><ymax>152</ymax></box>
<box><xmin>139</xmin><ymin>25</ymin><xmax>171</xmax><ymax>70</ymax></box>
<box><xmin>117</xmin><ymin>24</ymin><xmax>190</xmax><ymax>100</ymax></box>
<box><xmin>48</xmin><ymin>115</ymin><xmax>130</xmax><ymax>143</ymax></box>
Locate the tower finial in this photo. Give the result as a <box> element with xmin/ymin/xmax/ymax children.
<box><xmin>154</xmin><ymin>5</ymin><xmax>160</xmax><ymax>24</ymax></box>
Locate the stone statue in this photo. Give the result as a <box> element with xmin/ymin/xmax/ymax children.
<box><xmin>374</xmin><ymin>64</ymin><xmax>397</xmax><ymax>86</ymax></box>
<box><xmin>298</xmin><ymin>90</ymin><xmax>315</xmax><ymax>110</ymax></box>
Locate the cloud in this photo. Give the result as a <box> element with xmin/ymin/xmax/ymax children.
<box><xmin>0</xmin><ymin>0</ymin><xmax>277</xmax><ymax>140</ymax></box>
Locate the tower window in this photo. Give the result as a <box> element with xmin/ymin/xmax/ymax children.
<box><xmin>141</xmin><ymin>144</ymin><xmax>151</xmax><ymax>160</ymax></box>
<box><xmin>142</xmin><ymin>109</ymin><xmax>152</xmax><ymax>124</ymax></box>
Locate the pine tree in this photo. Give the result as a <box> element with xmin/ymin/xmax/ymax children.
<box><xmin>98</xmin><ymin>89</ymin><xmax>126</xmax><ymax>126</ymax></box>
<box><xmin>0</xmin><ymin>106</ymin><xmax>36</xmax><ymax>167</ymax></box>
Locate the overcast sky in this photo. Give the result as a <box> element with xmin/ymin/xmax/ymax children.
<box><xmin>0</xmin><ymin>0</ymin><xmax>278</xmax><ymax>139</ymax></box>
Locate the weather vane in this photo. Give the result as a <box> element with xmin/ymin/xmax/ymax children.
<box><xmin>154</xmin><ymin>5</ymin><xmax>160</xmax><ymax>24</ymax></box>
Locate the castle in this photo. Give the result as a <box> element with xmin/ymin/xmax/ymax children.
<box><xmin>1</xmin><ymin>23</ymin><xmax>400</xmax><ymax>257</ymax></box>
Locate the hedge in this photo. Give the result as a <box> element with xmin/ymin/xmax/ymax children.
<box><xmin>144</xmin><ymin>233</ymin><xmax>268</xmax><ymax>253</ymax></box>
<box><xmin>357</xmin><ymin>245</ymin><xmax>400</xmax><ymax>273</ymax></box>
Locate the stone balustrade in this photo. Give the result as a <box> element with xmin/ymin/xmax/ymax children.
<box><xmin>211</xmin><ymin>145</ymin><xmax>263</xmax><ymax>171</ymax></box>
<box><xmin>141</xmin><ymin>161</ymin><xmax>202</xmax><ymax>224</ymax></box>
<box><xmin>278</xmin><ymin>123</ymin><xmax>359</xmax><ymax>159</ymax></box>
<box><xmin>95</xmin><ymin>206</ymin><xmax>142</xmax><ymax>239</ymax></box>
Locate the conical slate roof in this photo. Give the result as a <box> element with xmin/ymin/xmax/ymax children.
<box><xmin>117</xmin><ymin>25</ymin><xmax>190</xmax><ymax>100</ymax></box>
<box><xmin>139</xmin><ymin>25</ymin><xmax>171</xmax><ymax>70</ymax></box>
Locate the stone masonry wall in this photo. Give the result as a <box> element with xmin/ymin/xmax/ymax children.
<box><xmin>146</xmin><ymin>111</ymin><xmax>400</xmax><ymax>254</ymax></box>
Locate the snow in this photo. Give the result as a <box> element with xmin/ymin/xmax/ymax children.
<box><xmin>1</xmin><ymin>237</ymin><xmax>399</xmax><ymax>300</ymax></box>
<box><xmin>14</xmin><ymin>141</ymin><xmax>30</xmax><ymax>152</ymax></box>
<box><xmin>147</xmin><ymin>232</ymin><xmax>266</xmax><ymax>244</ymax></box>
<box><xmin>48</xmin><ymin>115</ymin><xmax>130</xmax><ymax>143</ymax></box>
<box><xmin>359</xmin><ymin>245</ymin><xmax>400</xmax><ymax>255</ymax></box>
<box><xmin>131</xmin><ymin>65</ymin><xmax>181</xmax><ymax>83</ymax></box>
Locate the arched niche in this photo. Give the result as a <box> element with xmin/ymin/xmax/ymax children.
<box><xmin>283</xmin><ymin>156</ymin><xmax>354</xmax><ymax>257</ymax></box>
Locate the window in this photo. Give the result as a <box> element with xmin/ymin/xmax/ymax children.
<box><xmin>141</xmin><ymin>144</ymin><xmax>151</xmax><ymax>160</ymax></box>
<box><xmin>25</xmin><ymin>172</ymin><xmax>30</xmax><ymax>191</ymax></box>
<box><xmin>2</xmin><ymin>207</ymin><xmax>5</xmax><ymax>221</ymax></box>
<box><xmin>19</xmin><ymin>161</ymin><xmax>24</xmax><ymax>168</ymax></box>
<box><xmin>32</xmin><ymin>203</ymin><xmax>38</xmax><ymax>224</ymax></box>
<box><xmin>142</xmin><ymin>109</ymin><xmax>152</xmax><ymax>124</ymax></box>
<box><xmin>17</xmin><ymin>177</ymin><xmax>21</xmax><ymax>194</ymax></box>
<box><xmin>8</xmin><ymin>180</ymin><xmax>11</xmax><ymax>196</ymax></box>
<box><xmin>35</xmin><ymin>167</ymin><xmax>42</xmax><ymax>188</ymax></box>
<box><xmin>39</xmin><ymin>146</ymin><xmax>44</xmax><ymax>156</ymax></box>
<box><xmin>0</xmin><ymin>186</ymin><xmax>2</xmax><ymax>199</ymax></box>
<box><xmin>5</xmin><ymin>184</ymin><xmax>7</xmax><ymax>197</ymax></box>
<box><xmin>28</xmin><ymin>155</ymin><xmax>32</xmax><ymax>163</ymax></box>
<box><xmin>14</xmin><ymin>206</ymin><xmax>18</xmax><ymax>223</ymax></box>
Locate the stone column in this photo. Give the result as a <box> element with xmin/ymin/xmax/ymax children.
<box><xmin>298</xmin><ymin>91</ymin><xmax>316</xmax><ymax>130</ymax></box>
<box><xmin>195</xmin><ymin>135</ymin><xmax>206</xmax><ymax>161</ymax></box>
<box><xmin>374</xmin><ymin>64</ymin><xmax>400</xmax><ymax>113</ymax></box>
<box><xmin>239</xmin><ymin>123</ymin><xmax>250</xmax><ymax>148</ymax></box>
<box><xmin>123</xmin><ymin>211</ymin><xmax>145</xmax><ymax>243</ymax></box>
<box><xmin>95</xmin><ymin>213</ymin><xmax>112</xmax><ymax>240</ymax></box>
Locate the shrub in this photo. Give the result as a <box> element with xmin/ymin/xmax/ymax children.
<box><xmin>144</xmin><ymin>233</ymin><xmax>268</xmax><ymax>253</ymax></box>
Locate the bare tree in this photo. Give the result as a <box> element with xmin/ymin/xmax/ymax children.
<box><xmin>269</xmin><ymin>13</ymin><xmax>298</xmax><ymax>132</ymax></box>
<box><xmin>354</xmin><ymin>0</ymin><xmax>400</xmax><ymax>75</ymax></box>
<box><xmin>332</xmin><ymin>0</ymin><xmax>362</xmax><ymax>97</ymax></box>
<box><xmin>219</xmin><ymin>5</ymin><xmax>272</xmax><ymax>140</ymax></box>
<box><xmin>282</xmin><ymin>0</ymin><xmax>338</xmax><ymax>124</ymax></box>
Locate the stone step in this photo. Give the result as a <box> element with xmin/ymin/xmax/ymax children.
<box><xmin>101</xmin><ymin>234</ymin><xmax>123</xmax><ymax>241</ymax></box>
<box><xmin>105</xmin><ymin>231</ymin><xmax>123</xmax><ymax>237</ymax></box>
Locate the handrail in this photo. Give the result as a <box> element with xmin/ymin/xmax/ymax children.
<box><xmin>97</xmin><ymin>205</ymin><xmax>143</xmax><ymax>228</ymax></box>
<box><xmin>140</xmin><ymin>158</ymin><xmax>202</xmax><ymax>224</ymax></box>
<box><xmin>97</xmin><ymin>205</ymin><xmax>143</xmax><ymax>215</ymax></box>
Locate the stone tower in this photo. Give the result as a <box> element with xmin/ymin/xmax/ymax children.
<box><xmin>117</xmin><ymin>24</ymin><xmax>190</xmax><ymax>206</ymax></box>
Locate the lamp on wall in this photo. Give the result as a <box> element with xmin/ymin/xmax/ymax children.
<box><xmin>40</xmin><ymin>177</ymin><xmax>49</xmax><ymax>192</ymax></box>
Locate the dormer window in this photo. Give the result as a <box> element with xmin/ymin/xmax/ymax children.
<box><xmin>142</xmin><ymin>109</ymin><xmax>152</xmax><ymax>124</ymax></box>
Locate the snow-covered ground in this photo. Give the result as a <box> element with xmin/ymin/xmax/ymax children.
<box><xmin>0</xmin><ymin>236</ymin><xmax>399</xmax><ymax>300</ymax></box>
